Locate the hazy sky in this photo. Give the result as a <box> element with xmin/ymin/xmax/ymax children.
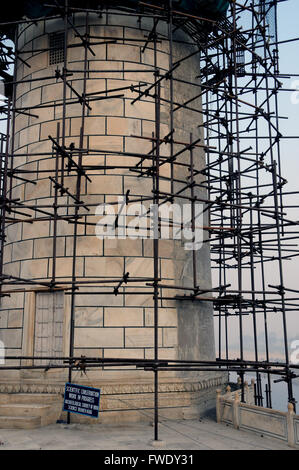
<box><xmin>214</xmin><ymin>0</ymin><xmax>299</xmax><ymax>361</ymax></box>
<box><xmin>269</xmin><ymin>0</ymin><xmax>299</xmax><ymax>350</ymax></box>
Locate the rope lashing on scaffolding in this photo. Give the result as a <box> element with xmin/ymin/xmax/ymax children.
<box><xmin>114</xmin><ymin>190</ymin><xmax>130</xmax><ymax>229</ymax></box>
<box><xmin>48</xmin><ymin>135</ymin><xmax>92</xmax><ymax>183</ymax></box>
<box><xmin>113</xmin><ymin>272</ymin><xmax>130</xmax><ymax>296</ymax></box>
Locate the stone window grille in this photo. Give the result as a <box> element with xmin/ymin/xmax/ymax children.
<box><xmin>49</xmin><ymin>32</ymin><xmax>65</xmax><ymax>65</ymax></box>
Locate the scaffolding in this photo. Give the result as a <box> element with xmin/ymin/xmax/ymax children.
<box><xmin>0</xmin><ymin>0</ymin><xmax>299</xmax><ymax>441</ymax></box>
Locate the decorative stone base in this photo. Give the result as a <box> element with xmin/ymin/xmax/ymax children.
<box><xmin>0</xmin><ymin>375</ymin><xmax>227</xmax><ymax>425</ymax></box>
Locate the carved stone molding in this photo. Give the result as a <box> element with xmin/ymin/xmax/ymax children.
<box><xmin>0</xmin><ymin>375</ymin><xmax>226</xmax><ymax>396</ymax></box>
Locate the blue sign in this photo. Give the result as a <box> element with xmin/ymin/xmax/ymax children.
<box><xmin>63</xmin><ymin>383</ymin><xmax>101</xmax><ymax>418</ymax></box>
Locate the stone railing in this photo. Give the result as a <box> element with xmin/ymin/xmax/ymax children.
<box><xmin>224</xmin><ymin>379</ymin><xmax>256</xmax><ymax>405</ymax></box>
<box><xmin>216</xmin><ymin>385</ymin><xmax>299</xmax><ymax>448</ymax></box>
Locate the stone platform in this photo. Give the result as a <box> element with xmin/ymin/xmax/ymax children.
<box><xmin>0</xmin><ymin>418</ymin><xmax>292</xmax><ymax>450</ymax></box>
